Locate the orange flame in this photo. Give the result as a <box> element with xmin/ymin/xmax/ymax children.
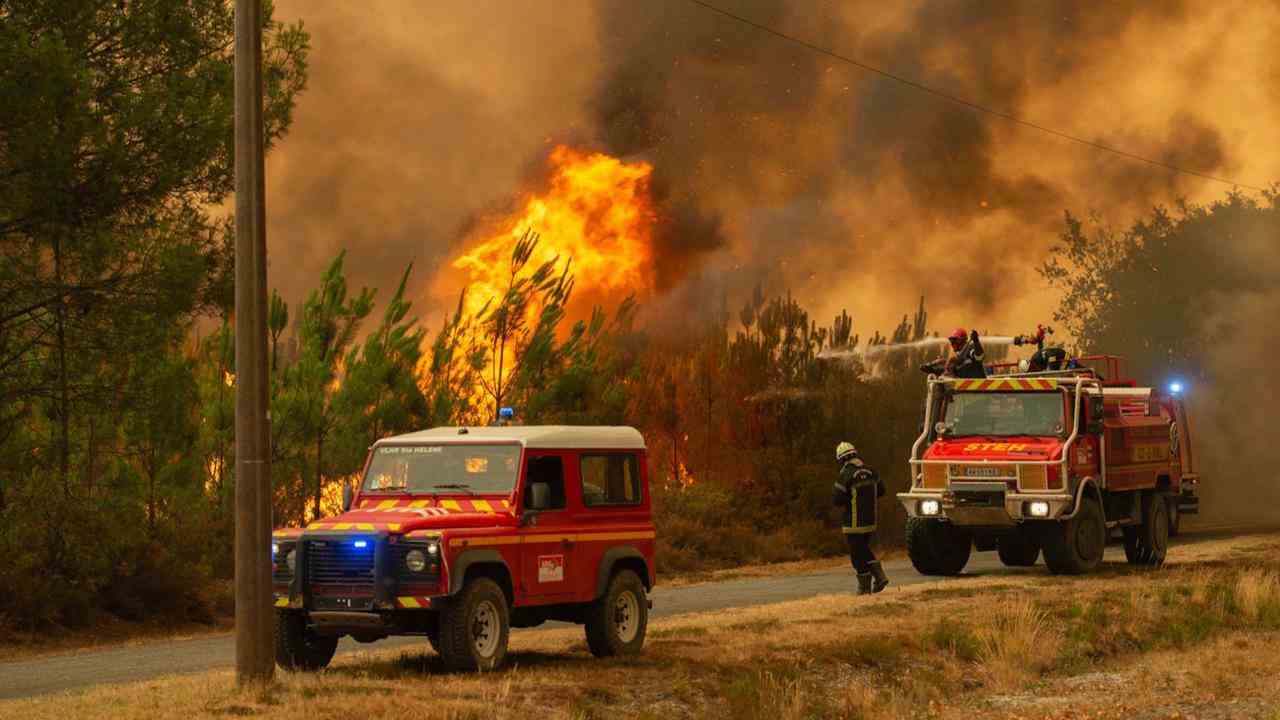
<box><xmin>450</xmin><ymin>145</ymin><xmax>657</xmax><ymax>321</ymax></box>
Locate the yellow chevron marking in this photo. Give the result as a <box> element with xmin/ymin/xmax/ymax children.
<box><xmin>388</xmin><ymin>523</ymin><xmax>401</xmax><ymax>532</ymax></box>
<box><xmin>409</xmin><ymin>500</ymin><xmax>431</xmax><ymax>508</ymax></box>
<box><xmin>441</xmin><ymin>499</ymin><xmax>462</xmax><ymax>512</ymax></box>
<box><xmin>472</xmin><ymin>499</ymin><xmax>493</xmax><ymax>513</ymax></box>
<box><xmin>377</xmin><ymin>500</ymin><xmax>398</xmax><ymax>510</ymax></box>
<box><xmin>398</xmin><ymin>597</ymin><xmax>421</xmax><ymax>609</ymax></box>
<box><xmin>501</xmin><ymin>500</ymin><xmax>511</xmax><ymax>509</ymax></box>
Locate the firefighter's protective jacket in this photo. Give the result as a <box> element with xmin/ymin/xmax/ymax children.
<box><xmin>947</xmin><ymin>332</ymin><xmax>987</xmax><ymax>379</ymax></box>
<box><xmin>833</xmin><ymin>457</ymin><xmax>885</xmax><ymax>534</ymax></box>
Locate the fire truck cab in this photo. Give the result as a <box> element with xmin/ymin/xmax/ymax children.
<box><xmin>898</xmin><ymin>356</ymin><xmax>1198</xmax><ymax>575</ymax></box>
<box><xmin>271</xmin><ymin>426</ymin><xmax>655</xmax><ymax>671</ymax></box>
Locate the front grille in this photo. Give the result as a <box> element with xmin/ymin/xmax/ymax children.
<box><xmin>307</xmin><ymin>539</ymin><xmax>375</xmax><ymax>595</ymax></box>
<box><xmin>953</xmin><ymin>490</ymin><xmax>1004</xmax><ymax>507</ymax></box>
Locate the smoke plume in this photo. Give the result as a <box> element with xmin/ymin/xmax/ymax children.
<box><xmin>263</xmin><ymin>1</ymin><xmax>1279</xmax><ymax>335</ymax></box>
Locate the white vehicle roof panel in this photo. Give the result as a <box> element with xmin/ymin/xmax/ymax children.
<box><xmin>378</xmin><ymin>425</ymin><xmax>646</xmax><ymax>450</ymax></box>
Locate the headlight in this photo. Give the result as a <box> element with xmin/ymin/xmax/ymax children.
<box><xmin>425</xmin><ymin>542</ymin><xmax>439</xmax><ymax>556</ymax></box>
<box><xmin>920</xmin><ymin>499</ymin><xmax>941</xmax><ymax>516</ymax></box>
<box><xmin>405</xmin><ymin>549</ymin><xmax>427</xmax><ymax>573</ymax></box>
<box><xmin>1028</xmin><ymin>501</ymin><xmax>1051</xmax><ymax>518</ymax></box>
<box><xmin>285</xmin><ymin>549</ymin><xmax>296</xmax><ymax>572</ymax></box>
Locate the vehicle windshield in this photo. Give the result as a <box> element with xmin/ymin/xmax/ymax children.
<box><xmin>362</xmin><ymin>444</ymin><xmax>521</xmax><ymax>494</ymax></box>
<box><xmin>941</xmin><ymin>392</ymin><xmax>1066</xmax><ymax>437</ymax></box>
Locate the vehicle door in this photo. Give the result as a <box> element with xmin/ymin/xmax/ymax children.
<box><xmin>573</xmin><ymin>451</ymin><xmax>645</xmax><ymax>602</ymax></box>
<box><xmin>517</xmin><ymin>451</ymin><xmax>577</xmax><ymax>602</ymax></box>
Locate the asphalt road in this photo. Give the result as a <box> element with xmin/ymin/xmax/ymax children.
<box><xmin>0</xmin><ymin>527</ymin><xmax>1262</xmax><ymax>701</ymax></box>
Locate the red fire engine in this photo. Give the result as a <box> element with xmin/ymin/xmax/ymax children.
<box><xmin>898</xmin><ymin>356</ymin><xmax>1199</xmax><ymax>575</ymax></box>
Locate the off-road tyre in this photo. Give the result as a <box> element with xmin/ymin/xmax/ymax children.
<box><xmin>905</xmin><ymin>518</ymin><xmax>972</xmax><ymax>576</ymax></box>
<box><xmin>275</xmin><ymin>610</ymin><xmax>339</xmax><ymax>672</ymax></box>
<box><xmin>1041</xmin><ymin>494</ymin><xmax>1106</xmax><ymax>575</ymax></box>
<box><xmin>585</xmin><ymin>569</ymin><xmax>648</xmax><ymax>658</ymax></box>
<box><xmin>437</xmin><ymin>577</ymin><xmax>510</xmax><ymax>671</ymax></box>
<box><xmin>1125</xmin><ymin>493</ymin><xmax>1169</xmax><ymax>567</ymax></box>
<box><xmin>1167</xmin><ymin>497</ymin><xmax>1181</xmax><ymax>537</ymax></box>
<box><xmin>997</xmin><ymin>534</ymin><xmax>1041</xmax><ymax>567</ymax></box>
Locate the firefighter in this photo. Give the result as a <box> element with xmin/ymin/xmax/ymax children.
<box><xmin>833</xmin><ymin>442</ymin><xmax>889</xmax><ymax>595</ymax></box>
<box><xmin>921</xmin><ymin>328</ymin><xmax>987</xmax><ymax>379</ymax></box>
<box><xmin>1014</xmin><ymin>325</ymin><xmax>1067</xmax><ymax>372</ymax></box>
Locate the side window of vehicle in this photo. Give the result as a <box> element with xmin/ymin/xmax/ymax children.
<box><xmin>580</xmin><ymin>454</ymin><xmax>640</xmax><ymax>507</ymax></box>
<box><xmin>525</xmin><ymin>455</ymin><xmax>566</xmax><ymax>510</ymax></box>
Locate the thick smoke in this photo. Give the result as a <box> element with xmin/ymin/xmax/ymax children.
<box><xmin>1193</xmin><ymin>201</ymin><xmax>1280</xmax><ymax>524</ymax></box>
<box><xmin>591</xmin><ymin>0</ymin><xmax>1276</xmax><ymax>331</ymax></box>
<box><xmin>263</xmin><ymin>0</ymin><xmax>602</xmax><ymax>312</ymax></box>
<box><xmin>263</xmin><ymin>0</ymin><xmax>1278</xmax><ymax>336</ymax></box>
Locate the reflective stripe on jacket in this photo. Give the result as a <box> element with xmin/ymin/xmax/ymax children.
<box><xmin>833</xmin><ymin>458</ymin><xmax>884</xmax><ymax>535</ymax></box>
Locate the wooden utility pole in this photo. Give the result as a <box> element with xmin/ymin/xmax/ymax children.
<box><xmin>234</xmin><ymin>0</ymin><xmax>274</xmax><ymax>683</ymax></box>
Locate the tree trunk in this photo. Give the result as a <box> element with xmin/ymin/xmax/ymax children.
<box><xmin>313</xmin><ymin>432</ymin><xmax>323</xmax><ymax>521</ymax></box>
<box><xmin>53</xmin><ymin>235</ymin><xmax>71</xmax><ymax>500</ymax></box>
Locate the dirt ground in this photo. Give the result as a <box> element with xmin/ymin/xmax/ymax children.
<box><xmin>4</xmin><ymin>532</ymin><xmax>1279</xmax><ymax>720</ymax></box>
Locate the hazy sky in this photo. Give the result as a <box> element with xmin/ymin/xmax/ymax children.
<box><xmin>264</xmin><ymin>0</ymin><xmax>1280</xmax><ymax>340</ymax></box>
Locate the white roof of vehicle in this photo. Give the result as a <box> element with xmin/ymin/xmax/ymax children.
<box><xmin>378</xmin><ymin>425</ymin><xmax>646</xmax><ymax>450</ymax></box>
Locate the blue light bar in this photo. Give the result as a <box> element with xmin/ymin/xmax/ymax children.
<box><xmin>353</xmin><ymin>540</ymin><xmax>368</xmax><ymax>549</ymax></box>
<box><xmin>499</xmin><ymin>406</ymin><xmax>515</xmax><ymax>419</ymax></box>
<box><xmin>1168</xmin><ymin>381</ymin><xmax>1184</xmax><ymax>394</ymax></box>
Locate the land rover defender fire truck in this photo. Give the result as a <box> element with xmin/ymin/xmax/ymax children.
<box><xmin>271</xmin><ymin>426</ymin><xmax>655</xmax><ymax>671</ymax></box>
<box><xmin>898</xmin><ymin>356</ymin><xmax>1198</xmax><ymax>575</ymax></box>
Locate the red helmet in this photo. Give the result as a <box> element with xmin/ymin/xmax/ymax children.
<box><xmin>948</xmin><ymin>327</ymin><xmax>967</xmax><ymax>348</ymax></box>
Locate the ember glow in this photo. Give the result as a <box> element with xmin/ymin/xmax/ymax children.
<box><xmin>450</xmin><ymin>145</ymin><xmax>657</xmax><ymax>320</ymax></box>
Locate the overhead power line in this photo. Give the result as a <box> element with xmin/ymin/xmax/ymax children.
<box><xmin>683</xmin><ymin>0</ymin><xmax>1268</xmax><ymax>193</ymax></box>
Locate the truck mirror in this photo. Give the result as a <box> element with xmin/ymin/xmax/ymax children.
<box><xmin>1088</xmin><ymin>396</ymin><xmax>1105</xmax><ymax>434</ymax></box>
<box><xmin>528</xmin><ymin>481</ymin><xmax>550</xmax><ymax>511</ymax></box>
<box><xmin>342</xmin><ymin>482</ymin><xmax>353</xmax><ymax>512</ymax></box>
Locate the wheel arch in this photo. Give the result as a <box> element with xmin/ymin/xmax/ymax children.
<box><xmin>449</xmin><ymin>549</ymin><xmax>514</xmax><ymax>605</ymax></box>
<box><xmin>595</xmin><ymin>546</ymin><xmax>650</xmax><ymax>600</ymax></box>
<box><xmin>1067</xmin><ymin>476</ymin><xmax>1104</xmax><ymax>520</ymax></box>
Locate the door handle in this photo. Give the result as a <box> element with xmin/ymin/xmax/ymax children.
<box><xmin>561</xmin><ymin>537</ymin><xmax>575</xmax><ymax>548</ymax></box>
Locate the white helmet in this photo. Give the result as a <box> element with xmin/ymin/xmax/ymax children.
<box><xmin>836</xmin><ymin>441</ymin><xmax>858</xmax><ymax>462</ymax></box>
<box><xmin>1018</xmin><ymin>358</ymin><xmax>1031</xmax><ymax>372</ymax></box>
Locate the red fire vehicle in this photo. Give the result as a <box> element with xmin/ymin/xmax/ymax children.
<box><xmin>898</xmin><ymin>356</ymin><xmax>1198</xmax><ymax>575</ymax></box>
<box><xmin>271</xmin><ymin>426</ymin><xmax>655</xmax><ymax>671</ymax></box>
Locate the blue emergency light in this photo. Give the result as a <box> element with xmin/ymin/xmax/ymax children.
<box><xmin>1168</xmin><ymin>381</ymin><xmax>1185</xmax><ymax>395</ymax></box>
<box><xmin>499</xmin><ymin>406</ymin><xmax>515</xmax><ymax>420</ymax></box>
<box><xmin>353</xmin><ymin>540</ymin><xmax>368</xmax><ymax>549</ymax></box>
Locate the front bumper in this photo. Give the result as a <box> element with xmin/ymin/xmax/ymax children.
<box><xmin>272</xmin><ymin>530</ymin><xmax>444</xmax><ymax>613</ymax></box>
<box><xmin>899</xmin><ymin>487</ymin><xmax>1074</xmax><ymax>526</ymax></box>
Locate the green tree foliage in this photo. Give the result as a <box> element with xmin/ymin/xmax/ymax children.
<box><xmin>0</xmin><ymin>0</ymin><xmax>309</xmax><ymax>632</ymax></box>
<box><xmin>470</xmin><ymin>229</ymin><xmax>572</xmax><ymax>421</ymax></box>
<box><xmin>332</xmin><ymin>265</ymin><xmax>430</xmax><ymax>492</ymax></box>
<box><xmin>275</xmin><ymin>253</ymin><xmax>373</xmax><ymax>523</ymax></box>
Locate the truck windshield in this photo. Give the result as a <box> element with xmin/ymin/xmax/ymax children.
<box><xmin>362</xmin><ymin>444</ymin><xmax>520</xmax><ymax>494</ymax></box>
<box><xmin>942</xmin><ymin>392</ymin><xmax>1066</xmax><ymax>437</ymax></box>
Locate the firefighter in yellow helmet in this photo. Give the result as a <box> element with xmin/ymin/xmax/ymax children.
<box><xmin>833</xmin><ymin>442</ymin><xmax>889</xmax><ymax>594</ymax></box>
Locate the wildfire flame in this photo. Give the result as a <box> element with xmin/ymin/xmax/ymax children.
<box><xmin>449</xmin><ymin>145</ymin><xmax>657</xmax><ymax>321</ymax></box>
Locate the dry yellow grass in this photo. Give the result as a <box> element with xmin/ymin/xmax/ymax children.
<box><xmin>5</xmin><ymin>533</ymin><xmax>1280</xmax><ymax>720</ymax></box>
